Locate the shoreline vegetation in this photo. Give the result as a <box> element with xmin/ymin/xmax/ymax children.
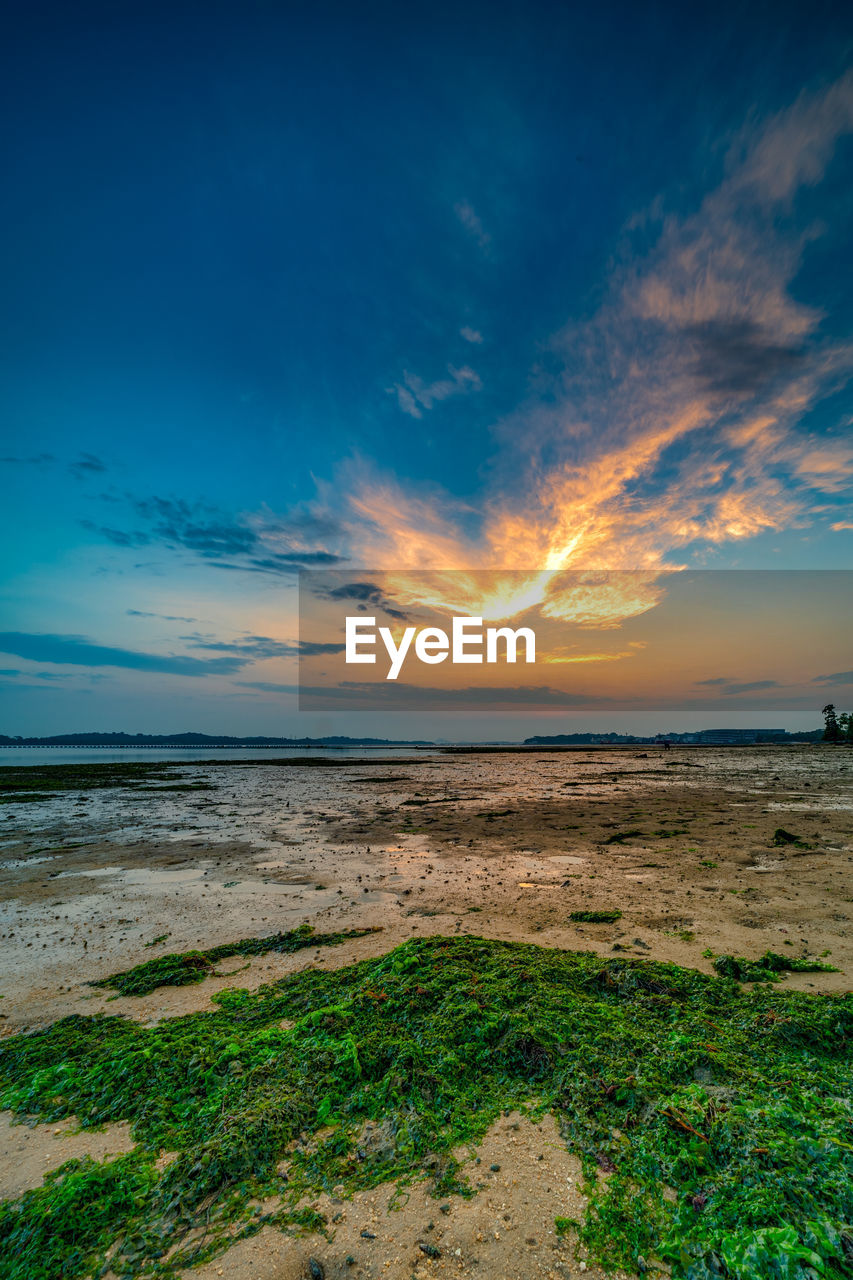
<box><xmin>0</xmin><ymin>936</ymin><xmax>850</xmax><ymax>1279</ymax></box>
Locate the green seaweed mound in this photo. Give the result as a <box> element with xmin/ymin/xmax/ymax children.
<box><xmin>0</xmin><ymin>936</ymin><xmax>851</xmax><ymax>1279</ymax></box>
<box><xmin>92</xmin><ymin>925</ymin><xmax>382</xmax><ymax>996</ymax></box>
<box><xmin>712</xmin><ymin>951</ymin><xmax>839</xmax><ymax>983</ymax></box>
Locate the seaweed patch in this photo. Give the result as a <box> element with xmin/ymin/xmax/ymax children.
<box><xmin>569</xmin><ymin>910</ymin><xmax>623</xmax><ymax>924</ymax></box>
<box><xmin>0</xmin><ymin>936</ymin><xmax>850</xmax><ymax>1278</ymax></box>
<box><xmin>712</xmin><ymin>951</ymin><xmax>839</xmax><ymax>983</ymax></box>
<box><xmin>91</xmin><ymin>925</ymin><xmax>382</xmax><ymax>997</ymax></box>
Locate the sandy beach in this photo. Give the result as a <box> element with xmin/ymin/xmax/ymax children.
<box><xmin>1</xmin><ymin>745</ymin><xmax>850</xmax><ymax>1279</ymax></box>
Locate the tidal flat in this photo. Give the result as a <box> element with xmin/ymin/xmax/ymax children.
<box><xmin>0</xmin><ymin>746</ymin><xmax>851</xmax><ymax>1280</ymax></box>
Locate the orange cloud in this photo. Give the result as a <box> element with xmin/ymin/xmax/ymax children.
<box><xmin>289</xmin><ymin>74</ymin><xmax>853</xmax><ymax>629</ymax></box>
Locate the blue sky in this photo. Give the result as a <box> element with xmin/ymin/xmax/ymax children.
<box><xmin>1</xmin><ymin>0</ymin><xmax>852</xmax><ymax>736</ymax></box>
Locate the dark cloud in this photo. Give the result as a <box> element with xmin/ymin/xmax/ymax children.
<box><xmin>83</xmin><ymin>496</ymin><xmax>347</xmax><ymax>575</ymax></box>
<box><xmin>132</xmin><ymin>497</ymin><xmax>257</xmax><ymax>558</ymax></box>
<box><xmin>185</xmin><ymin>634</ymin><xmax>344</xmax><ymax>659</ymax></box>
<box><xmin>127</xmin><ymin>610</ymin><xmax>199</xmax><ymax>622</ymax></box>
<box><xmin>0</xmin><ymin>632</ymin><xmax>248</xmax><ymax>677</ymax></box>
<box><xmin>813</xmin><ymin>669</ymin><xmax>853</xmax><ymax>684</ymax></box>
<box><xmin>264</xmin><ymin>551</ymin><xmax>344</xmax><ymax>566</ymax></box>
<box><xmin>686</xmin><ymin>320</ymin><xmax>803</xmax><ymax>396</ymax></box>
<box><xmin>717</xmin><ymin>680</ymin><xmax>778</xmax><ymax>691</ymax></box>
<box><xmin>234</xmin><ymin>681</ymin><xmax>300</xmax><ymax>694</ymax></box>
<box><xmin>1</xmin><ymin>453</ymin><xmax>55</xmax><ymax>466</ymax></box>
<box><xmin>298</xmin><ymin>640</ymin><xmax>347</xmax><ymax>656</ymax></box>
<box><xmin>696</xmin><ymin>677</ymin><xmax>780</xmax><ymax>695</ymax></box>
<box><xmin>81</xmin><ymin>521</ymin><xmax>150</xmax><ymax>548</ymax></box>
<box><xmin>211</xmin><ymin>552</ymin><xmax>347</xmax><ymax>576</ymax></box>
<box><xmin>70</xmin><ymin>453</ymin><xmax>107</xmax><ymax>477</ymax></box>
<box><xmin>0</xmin><ymin>668</ymin><xmax>108</xmax><ymax>685</ymax></box>
<box><xmin>323</xmin><ymin>581</ymin><xmax>408</xmax><ymax>620</ymax></box>
<box><xmin>261</xmin><ymin>512</ymin><xmax>345</xmax><ymax>544</ymax></box>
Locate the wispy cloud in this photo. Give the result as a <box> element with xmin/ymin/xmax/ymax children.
<box><xmin>127</xmin><ymin>610</ymin><xmax>198</xmax><ymax>622</ymax></box>
<box><xmin>69</xmin><ymin>453</ymin><xmax>107</xmax><ymax>477</ymax></box>
<box><xmin>813</xmin><ymin>669</ymin><xmax>853</xmax><ymax>685</ymax></box>
<box><xmin>3</xmin><ymin>452</ymin><xmax>107</xmax><ymax>477</ymax></box>
<box><xmin>234</xmin><ymin>680</ymin><xmax>300</xmax><ymax>694</ymax></box>
<box><xmin>183</xmin><ymin>634</ymin><xmax>344</xmax><ymax>659</ymax></box>
<box><xmin>387</xmin><ymin>365</ymin><xmax>482</xmax><ymax>419</ymax></box>
<box><xmin>0</xmin><ymin>632</ymin><xmax>249</xmax><ymax>677</ymax></box>
<box><xmin>697</xmin><ymin>677</ymin><xmax>782</xmax><ymax>695</ymax></box>
<box><xmin>454</xmin><ymin>200</ymin><xmax>491</xmax><ymax>250</ymax></box>
<box><xmin>722</xmin><ymin>680</ymin><xmax>781</xmax><ymax>695</ymax></box>
<box><xmin>460</xmin><ymin>326</ymin><xmax>484</xmax><ymax>344</ymax></box>
<box><xmin>83</xmin><ymin>497</ymin><xmax>348</xmax><ymax>576</ymax></box>
<box><xmin>321</xmin><ymin>581</ymin><xmax>409</xmax><ymax>621</ymax></box>
<box><xmin>1</xmin><ymin>453</ymin><xmax>55</xmax><ymax>466</ymax></box>
<box><xmin>335</xmin><ymin>72</ymin><xmax>853</xmax><ymax>622</ymax></box>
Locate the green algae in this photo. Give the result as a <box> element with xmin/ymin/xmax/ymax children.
<box><xmin>0</xmin><ymin>756</ymin><xmax>418</xmax><ymax>802</ymax></box>
<box><xmin>712</xmin><ymin>951</ymin><xmax>839</xmax><ymax>983</ymax></box>
<box><xmin>0</xmin><ymin>762</ymin><xmax>195</xmax><ymax>796</ymax></box>
<box><xmin>91</xmin><ymin>925</ymin><xmax>383</xmax><ymax>996</ymax></box>
<box><xmin>0</xmin><ymin>936</ymin><xmax>850</xmax><ymax>1279</ymax></box>
<box><xmin>570</xmin><ymin>909</ymin><xmax>623</xmax><ymax>923</ymax></box>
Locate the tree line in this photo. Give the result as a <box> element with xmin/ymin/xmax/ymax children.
<box><xmin>822</xmin><ymin>703</ymin><xmax>853</xmax><ymax>742</ymax></box>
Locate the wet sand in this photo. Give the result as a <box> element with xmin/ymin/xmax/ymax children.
<box><xmin>1</xmin><ymin>745</ymin><xmax>850</xmax><ymax>1278</ymax></box>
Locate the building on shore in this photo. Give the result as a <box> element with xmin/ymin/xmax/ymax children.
<box><xmin>693</xmin><ymin>728</ymin><xmax>788</xmax><ymax>745</ymax></box>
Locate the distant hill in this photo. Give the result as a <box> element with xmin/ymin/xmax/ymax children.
<box><xmin>524</xmin><ymin>733</ymin><xmax>644</xmax><ymax>744</ymax></box>
<box><xmin>524</xmin><ymin>729</ymin><xmax>822</xmax><ymax>745</ymax></box>
<box><xmin>0</xmin><ymin>732</ymin><xmax>434</xmax><ymax>747</ymax></box>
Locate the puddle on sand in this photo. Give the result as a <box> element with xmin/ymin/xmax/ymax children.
<box><xmin>0</xmin><ymin>855</ymin><xmax>54</xmax><ymax>871</ymax></box>
<box><xmin>768</xmin><ymin>800</ymin><xmax>853</xmax><ymax>811</ymax></box>
<box><xmin>56</xmin><ymin>866</ymin><xmax>125</xmax><ymax>880</ymax></box>
<box><xmin>123</xmin><ymin>867</ymin><xmax>207</xmax><ymax>885</ymax></box>
<box><xmin>382</xmin><ymin>837</ymin><xmax>432</xmax><ymax>857</ymax></box>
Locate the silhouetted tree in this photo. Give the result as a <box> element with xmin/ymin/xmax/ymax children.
<box><xmin>822</xmin><ymin>703</ymin><xmax>840</xmax><ymax>742</ymax></box>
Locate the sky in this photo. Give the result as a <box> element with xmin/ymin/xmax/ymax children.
<box><xmin>1</xmin><ymin>0</ymin><xmax>852</xmax><ymax>739</ymax></box>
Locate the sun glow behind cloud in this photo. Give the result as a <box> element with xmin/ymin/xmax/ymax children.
<box><xmin>311</xmin><ymin>72</ymin><xmax>853</xmax><ymax>627</ymax></box>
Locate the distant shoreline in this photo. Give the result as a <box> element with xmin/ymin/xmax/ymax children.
<box><xmin>0</xmin><ymin>741</ymin><xmax>836</xmax><ymax>755</ymax></box>
<box><xmin>0</xmin><ymin>728</ymin><xmax>825</xmax><ymax>749</ymax></box>
<box><xmin>0</xmin><ymin>741</ymin><xmax>435</xmax><ymax>749</ymax></box>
